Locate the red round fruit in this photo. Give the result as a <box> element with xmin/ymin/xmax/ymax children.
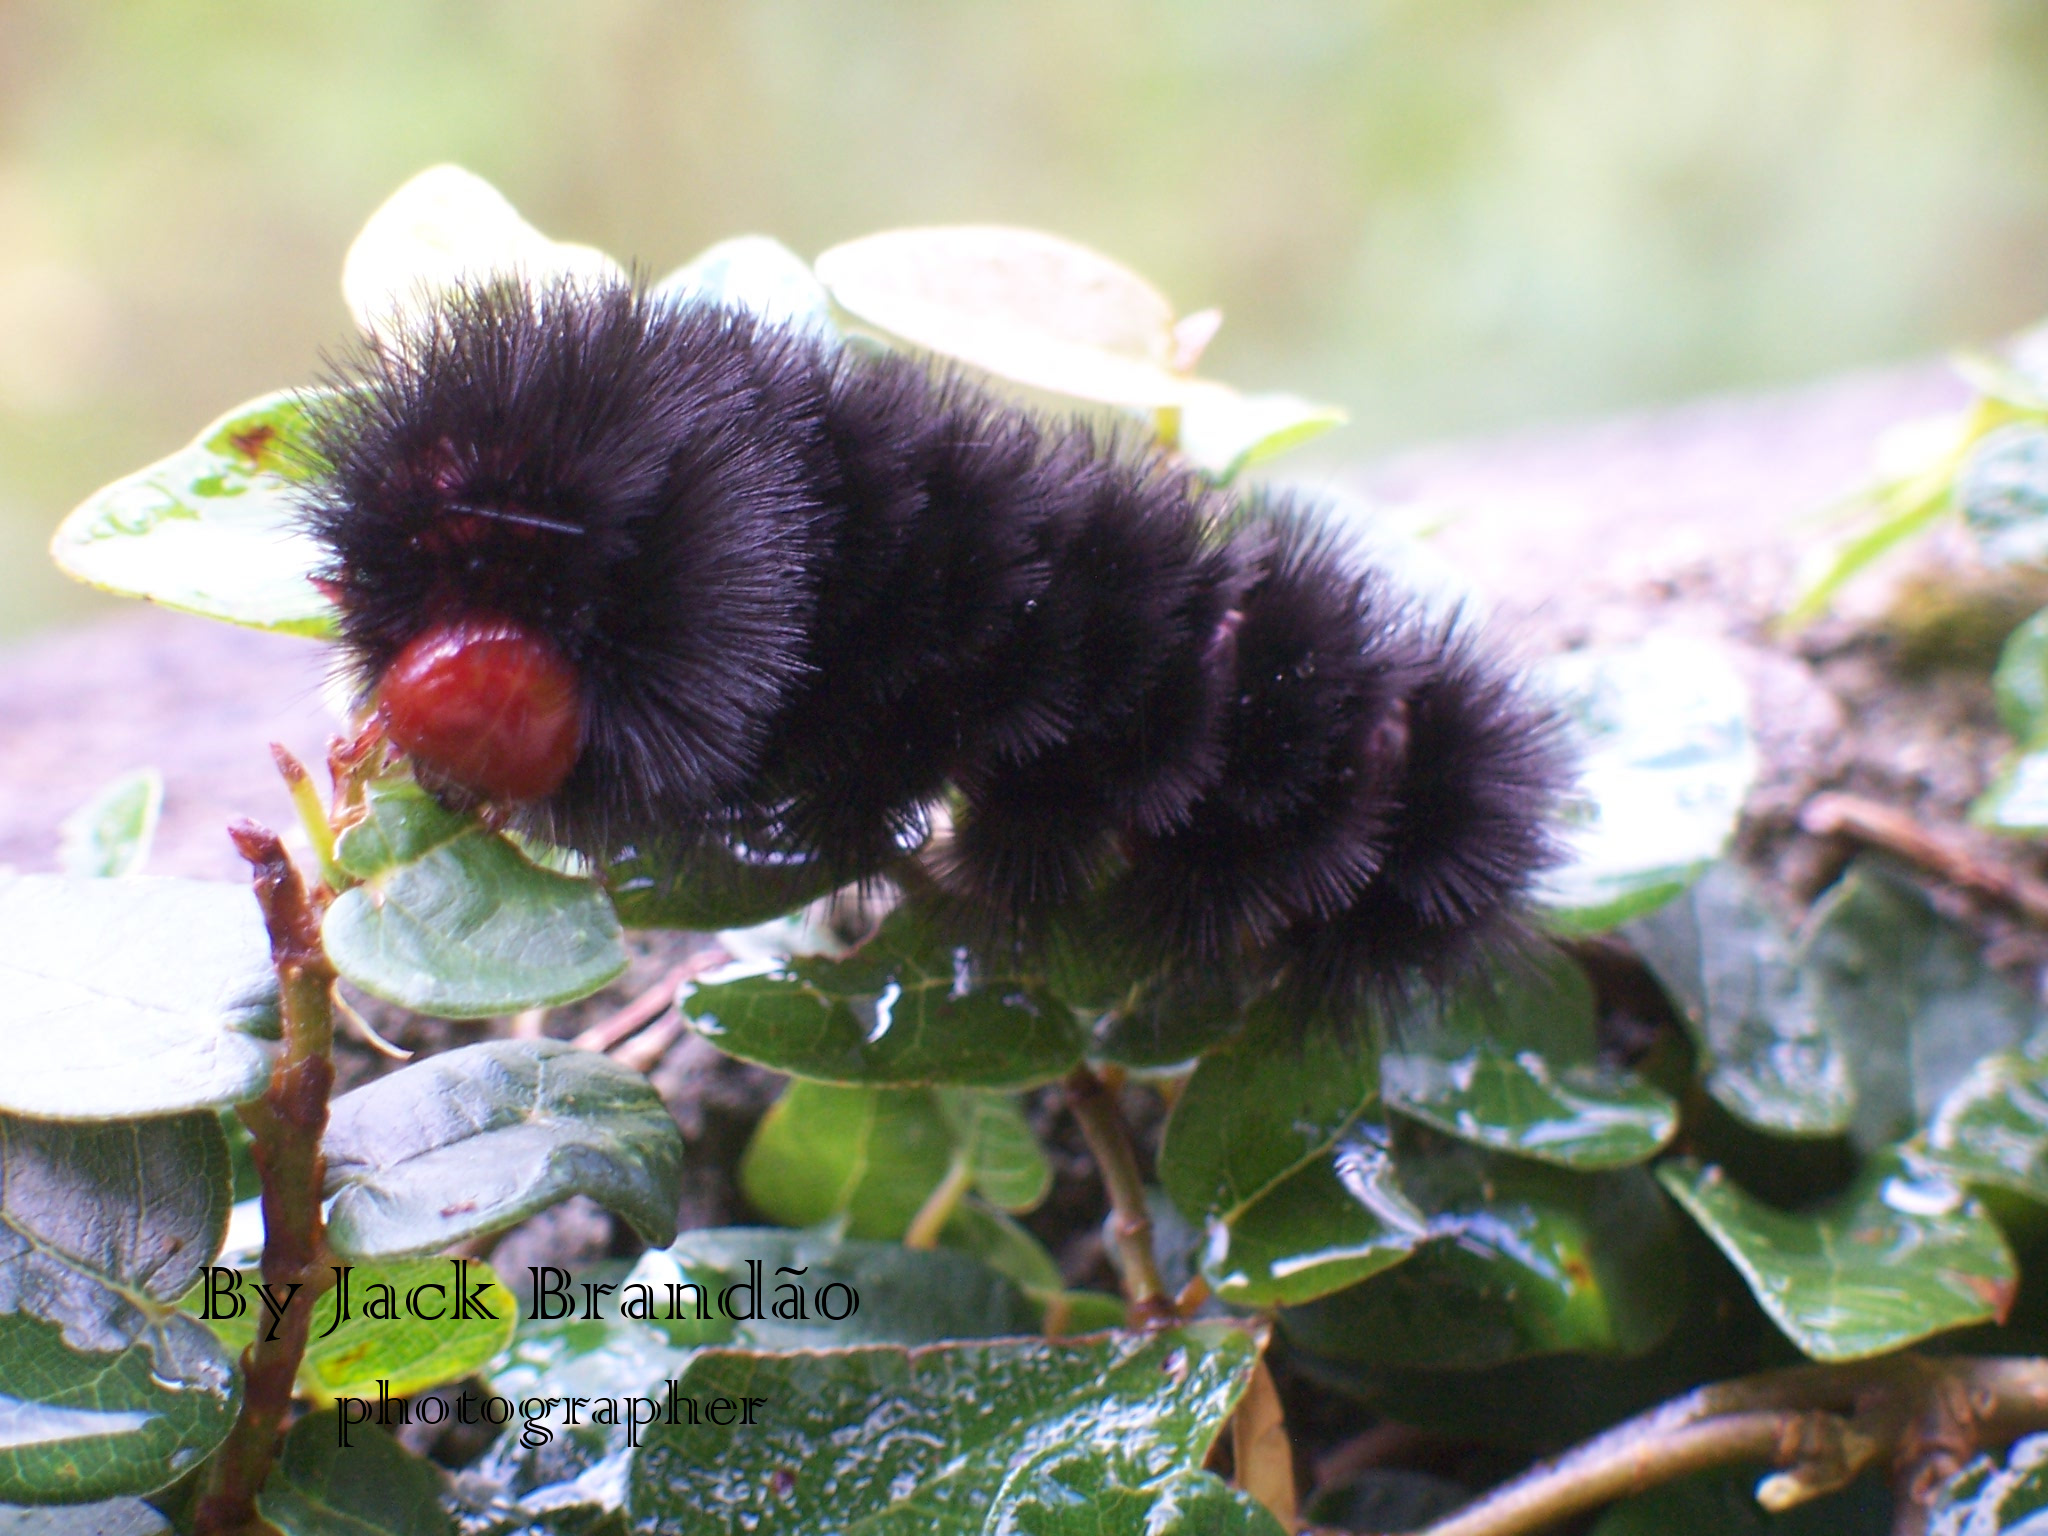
<box><xmin>376</xmin><ymin>617</ymin><xmax>584</xmax><ymax>803</ymax></box>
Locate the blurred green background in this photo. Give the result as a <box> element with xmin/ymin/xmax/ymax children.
<box><xmin>5</xmin><ymin>0</ymin><xmax>2048</xmax><ymax>638</ymax></box>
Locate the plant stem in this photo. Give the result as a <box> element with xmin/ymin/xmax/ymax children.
<box><xmin>1410</xmin><ymin>1357</ymin><xmax>2048</xmax><ymax>1536</ymax></box>
<box><xmin>1063</xmin><ymin>1062</ymin><xmax>1175</xmax><ymax>1327</ymax></box>
<box><xmin>192</xmin><ymin>822</ymin><xmax>338</xmax><ymax>1536</ymax></box>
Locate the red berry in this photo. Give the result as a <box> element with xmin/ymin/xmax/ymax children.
<box><xmin>377</xmin><ymin>617</ymin><xmax>584</xmax><ymax>803</ymax></box>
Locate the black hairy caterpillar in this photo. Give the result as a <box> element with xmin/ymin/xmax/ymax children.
<box><xmin>300</xmin><ymin>276</ymin><xmax>1567</xmax><ymax>1010</ymax></box>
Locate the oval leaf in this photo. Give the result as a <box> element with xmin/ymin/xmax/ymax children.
<box><xmin>324</xmin><ymin>777</ymin><xmax>627</xmax><ymax>1018</ymax></box>
<box><xmin>1803</xmin><ymin>858</ymin><xmax>2041</xmax><ymax>1153</ymax></box>
<box><xmin>57</xmin><ymin>769</ymin><xmax>163</xmax><ymax>880</ymax></box>
<box><xmin>650</xmin><ymin>235</ymin><xmax>836</xmax><ymax>338</ymax></box>
<box><xmin>1536</xmin><ymin>637</ymin><xmax>1756</xmax><ymax>934</ymax></box>
<box><xmin>259</xmin><ymin>1410</ymin><xmax>452</xmax><ymax>1536</ymax></box>
<box><xmin>816</xmin><ymin>225</ymin><xmax>1195</xmax><ymax>407</ymax></box>
<box><xmin>624</xmin><ymin>1322</ymin><xmax>1263</xmax><ymax>1533</ymax></box>
<box><xmin>0</xmin><ymin>874</ymin><xmax>278</xmax><ymax>1119</ymax></box>
<box><xmin>739</xmin><ymin>1082</ymin><xmax>956</xmax><ymax>1239</ymax></box>
<box><xmin>0</xmin><ymin>1113</ymin><xmax>238</xmax><ymax>1502</ymax></box>
<box><xmin>1625</xmin><ymin>861</ymin><xmax>1853</xmax><ymax>1136</ymax></box>
<box><xmin>603</xmin><ymin>841</ymin><xmax>842</xmax><ymax>933</ymax></box>
<box><xmin>322</xmin><ymin>1040</ymin><xmax>684</xmax><ymax>1259</ymax></box>
<box><xmin>1657</xmin><ymin>1152</ymin><xmax>2016</xmax><ymax>1361</ymax></box>
<box><xmin>1921</xmin><ymin>1050</ymin><xmax>2048</xmax><ymax>1203</ymax></box>
<box><xmin>1383</xmin><ymin>953</ymin><xmax>1677</xmax><ymax>1168</ymax></box>
<box><xmin>679</xmin><ymin>904</ymin><xmax>1083</xmax><ymax>1087</ymax></box>
<box><xmin>50</xmin><ymin>390</ymin><xmax>338</xmax><ymax>635</ymax></box>
<box><xmin>1175</xmin><ymin>382</ymin><xmax>1346</xmax><ymax>481</ymax></box>
<box><xmin>1282</xmin><ymin>1155</ymin><xmax>1685</xmax><ymax>1371</ymax></box>
<box><xmin>343</xmin><ymin>164</ymin><xmax>624</xmax><ymax>339</ymax></box>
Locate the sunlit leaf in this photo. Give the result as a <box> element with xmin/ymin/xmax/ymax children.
<box><xmin>343</xmin><ymin>163</ymin><xmax>624</xmax><ymax>339</ymax></box>
<box><xmin>324</xmin><ymin>776</ymin><xmax>627</xmax><ymax>1018</ymax></box>
<box><xmin>49</xmin><ymin>390</ymin><xmax>337</xmax><ymax>635</ymax></box>
<box><xmin>1657</xmin><ymin>1152</ymin><xmax>2016</xmax><ymax>1361</ymax></box>
<box><xmin>1535</xmin><ymin>637</ymin><xmax>1755</xmax><ymax>934</ymax></box>
<box><xmin>0</xmin><ymin>874</ymin><xmax>278</xmax><ymax>1119</ymax></box>
<box><xmin>322</xmin><ymin>1039</ymin><xmax>683</xmax><ymax>1259</ymax></box>
<box><xmin>1175</xmin><ymin>381</ymin><xmax>1346</xmax><ymax>480</ymax></box>
<box><xmin>651</xmin><ymin>235</ymin><xmax>836</xmax><ymax>338</ymax></box>
<box><xmin>738</xmin><ymin>1082</ymin><xmax>957</xmax><ymax>1239</ymax></box>
<box><xmin>57</xmin><ymin>770</ymin><xmax>162</xmax><ymax>880</ymax></box>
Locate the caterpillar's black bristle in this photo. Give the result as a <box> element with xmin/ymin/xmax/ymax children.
<box><xmin>300</xmin><ymin>273</ymin><xmax>1570</xmax><ymax>1024</ymax></box>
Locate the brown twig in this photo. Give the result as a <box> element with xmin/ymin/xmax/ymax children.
<box><xmin>192</xmin><ymin>822</ymin><xmax>339</xmax><ymax>1536</ymax></box>
<box><xmin>1062</xmin><ymin>1062</ymin><xmax>1176</xmax><ymax>1328</ymax></box>
<box><xmin>1800</xmin><ymin>791</ymin><xmax>2048</xmax><ymax>926</ymax></box>
<box><xmin>570</xmin><ymin>948</ymin><xmax>728</xmax><ymax>1055</ymax></box>
<box><xmin>1411</xmin><ymin>1357</ymin><xmax>2048</xmax><ymax>1536</ymax></box>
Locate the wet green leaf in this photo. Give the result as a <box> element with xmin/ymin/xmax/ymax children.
<box><xmin>0</xmin><ymin>875</ymin><xmax>278</xmax><ymax>1119</ymax></box>
<box><xmin>49</xmin><ymin>390</ymin><xmax>338</xmax><ymax>635</ymax></box>
<box><xmin>258</xmin><ymin>1410</ymin><xmax>452</xmax><ymax>1536</ymax></box>
<box><xmin>1282</xmin><ymin>1155</ymin><xmax>1685</xmax><ymax>1371</ymax></box>
<box><xmin>0</xmin><ymin>1113</ymin><xmax>238</xmax><ymax>1502</ymax></box>
<box><xmin>322</xmin><ymin>1040</ymin><xmax>683</xmax><ymax>1259</ymax></box>
<box><xmin>1159</xmin><ymin>998</ymin><xmax>1417</xmax><ymax>1305</ymax></box>
<box><xmin>991</xmin><ymin>1467</ymin><xmax>1288</xmax><ymax>1535</ymax></box>
<box><xmin>1921</xmin><ymin>1050</ymin><xmax>2048</xmax><ymax>1203</ymax></box>
<box><xmin>1084</xmin><ymin>966</ymin><xmax>1249</xmax><ymax>1070</ymax></box>
<box><xmin>324</xmin><ymin>777</ymin><xmax>627</xmax><ymax>1018</ymax></box>
<box><xmin>1959</xmin><ymin>424</ymin><xmax>2048</xmax><ymax>568</ymax></box>
<box><xmin>57</xmin><ymin>770</ymin><xmax>162</xmax><ymax>880</ymax></box>
<box><xmin>1626</xmin><ymin>861</ymin><xmax>1853</xmax><ymax>1136</ymax></box>
<box><xmin>1535</xmin><ymin>637</ymin><xmax>1756</xmax><ymax>934</ymax></box>
<box><xmin>1804</xmin><ymin>859</ymin><xmax>2040</xmax><ymax>1152</ymax></box>
<box><xmin>1383</xmin><ymin>953</ymin><xmax>1677</xmax><ymax>1168</ymax></box>
<box><xmin>679</xmin><ymin>903</ymin><xmax>1083</xmax><ymax>1087</ymax></box>
<box><xmin>1657</xmin><ymin>1152</ymin><xmax>2016</xmax><ymax>1361</ymax></box>
<box><xmin>1928</xmin><ymin>1434</ymin><xmax>2048</xmax><ymax>1535</ymax></box>
<box><xmin>651</xmin><ymin>236</ymin><xmax>836</xmax><ymax>338</ymax></box>
<box><xmin>196</xmin><ymin>1257</ymin><xmax>516</xmax><ymax>1403</ymax></box>
<box><xmin>602</xmin><ymin>841</ymin><xmax>841</xmax><ymax>932</ymax></box>
<box><xmin>624</xmin><ymin>1322</ymin><xmax>1263</xmax><ymax>1534</ymax></box>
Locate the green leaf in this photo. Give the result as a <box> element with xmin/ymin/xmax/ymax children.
<box><xmin>1382</xmin><ymin>953</ymin><xmax>1678</xmax><ymax>1168</ymax></box>
<box><xmin>933</xmin><ymin>1200</ymin><xmax>1121</xmax><ymax>1330</ymax></box>
<box><xmin>650</xmin><ymin>236</ymin><xmax>837</xmax><ymax>339</ymax></box>
<box><xmin>0</xmin><ymin>875</ymin><xmax>278</xmax><ymax>1119</ymax></box>
<box><xmin>1625</xmin><ymin>861</ymin><xmax>1853</xmax><ymax>1136</ymax></box>
<box><xmin>645</xmin><ymin>1228</ymin><xmax>1040</xmax><ymax>1349</ymax></box>
<box><xmin>991</xmin><ymin>1467</ymin><xmax>1288</xmax><ymax>1535</ymax></box>
<box><xmin>1657</xmin><ymin>1152</ymin><xmax>2016</xmax><ymax>1361</ymax></box>
<box><xmin>1783</xmin><ymin>455</ymin><xmax>1959</xmax><ymax>628</ymax></box>
<box><xmin>258</xmin><ymin>1410</ymin><xmax>452</xmax><ymax>1536</ymax></box>
<box><xmin>1959</xmin><ymin>424</ymin><xmax>2048</xmax><ymax>568</ymax></box>
<box><xmin>0</xmin><ymin>1500</ymin><xmax>171</xmax><ymax>1534</ymax></box>
<box><xmin>49</xmin><ymin>390</ymin><xmax>338</xmax><ymax>635</ymax></box>
<box><xmin>1921</xmin><ymin>1050</ymin><xmax>2048</xmax><ymax>1203</ymax></box>
<box><xmin>324</xmin><ymin>777</ymin><xmax>627</xmax><ymax>1018</ymax></box>
<box><xmin>322</xmin><ymin>1040</ymin><xmax>684</xmax><ymax>1259</ymax></box>
<box><xmin>1929</xmin><ymin>1434</ymin><xmax>2048</xmax><ymax>1535</ymax></box>
<box><xmin>1975</xmin><ymin>606</ymin><xmax>2048</xmax><ymax>833</ymax></box>
<box><xmin>738</xmin><ymin>1082</ymin><xmax>956</xmax><ymax>1239</ymax></box>
<box><xmin>1160</xmin><ymin>1000</ymin><xmax>1423</xmax><ymax>1304</ymax></box>
<box><xmin>1175</xmin><ymin>382</ymin><xmax>1346</xmax><ymax>480</ymax></box>
<box><xmin>1535</xmin><ymin>638</ymin><xmax>1756</xmax><ymax>934</ymax></box>
<box><xmin>1281</xmin><ymin>1155</ymin><xmax>1685</xmax><ymax>1371</ymax></box>
<box><xmin>623</xmin><ymin>1322</ymin><xmax>1263</xmax><ymax>1534</ymax></box>
<box><xmin>679</xmin><ymin>903</ymin><xmax>1083</xmax><ymax>1087</ymax></box>
<box><xmin>939</xmin><ymin>1088</ymin><xmax>1052</xmax><ymax>1212</ymax></box>
<box><xmin>1084</xmin><ymin>966</ymin><xmax>1249</xmax><ymax>1070</ymax></box>
<box><xmin>195</xmin><ymin>1257</ymin><xmax>516</xmax><ymax>1403</ymax></box>
<box><xmin>57</xmin><ymin>770</ymin><xmax>163</xmax><ymax>880</ymax></box>
<box><xmin>1803</xmin><ymin>858</ymin><xmax>2041</xmax><ymax>1153</ymax></box>
<box><xmin>0</xmin><ymin>1113</ymin><xmax>239</xmax><ymax>1502</ymax></box>
<box><xmin>1971</xmin><ymin>751</ymin><xmax>2048</xmax><ymax>835</ymax></box>
<box><xmin>602</xmin><ymin>841</ymin><xmax>842</xmax><ymax>932</ymax></box>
